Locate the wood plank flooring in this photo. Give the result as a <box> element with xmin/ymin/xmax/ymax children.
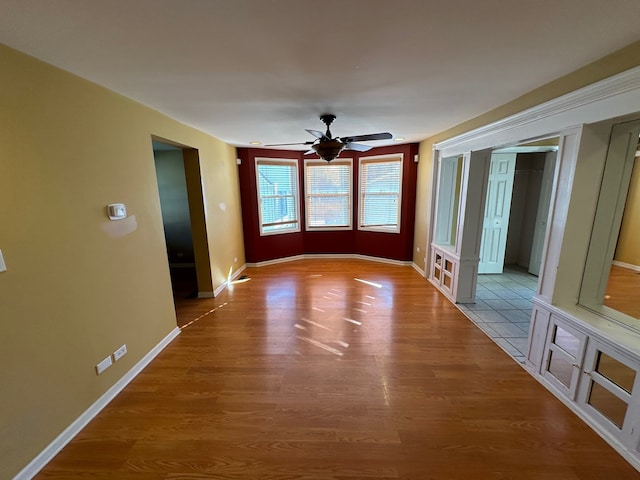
<box><xmin>605</xmin><ymin>265</ymin><xmax>640</xmax><ymax>320</ymax></box>
<box><xmin>35</xmin><ymin>259</ymin><xmax>640</xmax><ymax>479</ymax></box>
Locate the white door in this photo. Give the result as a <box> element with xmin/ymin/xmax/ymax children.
<box><xmin>478</xmin><ymin>153</ymin><xmax>517</xmax><ymax>274</ymax></box>
<box><xmin>528</xmin><ymin>151</ymin><xmax>557</xmax><ymax>276</ymax></box>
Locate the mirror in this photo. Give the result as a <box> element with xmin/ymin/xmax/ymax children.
<box><xmin>580</xmin><ymin>122</ymin><xmax>640</xmax><ymax>328</ymax></box>
<box><xmin>605</xmin><ymin>146</ymin><xmax>640</xmax><ymax>320</ymax></box>
<box><xmin>434</xmin><ymin>155</ymin><xmax>463</xmax><ymax>248</ymax></box>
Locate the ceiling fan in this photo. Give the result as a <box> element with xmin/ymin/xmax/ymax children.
<box><xmin>266</xmin><ymin>114</ymin><xmax>392</xmax><ymax>161</ymax></box>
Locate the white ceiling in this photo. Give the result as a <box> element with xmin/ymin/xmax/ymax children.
<box><xmin>1</xmin><ymin>0</ymin><xmax>639</xmax><ymax>149</ymax></box>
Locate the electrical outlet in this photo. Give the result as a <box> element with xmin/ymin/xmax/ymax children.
<box><xmin>112</xmin><ymin>344</ymin><xmax>127</xmax><ymax>361</ymax></box>
<box><xmin>95</xmin><ymin>355</ymin><xmax>113</xmax><ymax>375</ymax></box>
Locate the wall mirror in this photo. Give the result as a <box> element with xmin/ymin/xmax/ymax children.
<box><xmin>580</xmin><ymin>119</ymin><xmax>640</xmax><ymax>329</ymax></box>
<box><xmin>433</xmin><ymin>155</ymin><xmax>463</xmax><ymax>249</ymax></box>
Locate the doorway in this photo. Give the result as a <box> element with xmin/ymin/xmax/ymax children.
<box><xmin>463</xmin><ymin>141</ymin><xmax>559</xmax><ymax>361</ymax></box>
<box><xmin>152</xmin><ymin>140</ymin><xmax>213</xmax><ymax>300</ymax></box>
<box><xmin>479</xmin><ymin>144</ymin><xmax>558</xmax><ymax>276</ymax></box>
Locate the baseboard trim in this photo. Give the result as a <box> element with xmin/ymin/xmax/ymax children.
<box><xmin>246</xmin><ymin>255</ymin><xmax>306</xmax><ymax>268</ymax></box>
<box><xmin>14</xmin><ymin>327</ymin><xmax>181</xmax><ymax>480</ymax></box>
<box><xmin>197</xmin><ymin>291</ymin><xmax>215</xmax><ymax>298</ymax></box>
<box><xmin>412</xmin><ymin>262</ymin><xmax>426</xmax><ymax>277</ymax></box>
<box><xmin>213</xmin><ymin>264</ymin><xmax>248</xmax><ymax>297</ymax></box>
<box><xmin>612</xmin><ymin>260</ymin><xmax>640</xmax><ymax>273</ymax></box>
<box><xmin>246</xmin><ymin>254</ymin><xmax>412</xmax><ymax>268</ymax></box>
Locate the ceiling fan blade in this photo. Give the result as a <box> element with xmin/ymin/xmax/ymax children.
<box><xmin>303</xmin><ymin>149</ymin><xmax>316</xmax><ymax>155</ymax></box>
<box><xmin>340</xmin><ymin>132</ymin><xmax>393</xmax><ymax>143</ymax></box>
<box><xmin>264</xmin><ymin>141</ymin><xmax>315</xmax><ymax>147</ymax></box>
<box><xmin>306</xmin><ymin>129</ymin><xmax>329</xmax><ymax>140</ymax></box>
<box><xmin>344</xmin><ymin>142</ymin><xmax>372</xmax><ymax>152</ymax></box>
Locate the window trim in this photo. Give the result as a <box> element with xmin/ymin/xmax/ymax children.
<box><xmin>255</xmin><ymin>157</ymin><xmax>300</xmax><ymax>236</ymax></box>
<box><xmin>358</xmin><ymin>154</ymin><xmax>404</xmax><ymax>234</ymax></box>
<box><xmin>304</xmin><ymin>158</ymin><xmax>353</xmax><ymax>231</ymax></box>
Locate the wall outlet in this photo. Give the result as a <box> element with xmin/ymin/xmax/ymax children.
<box><xmin>0</xmin><ymin>249</ymin><xmax>6</xmax><ymax>272</ymax></box>
<box><xmin>95</xmin><ymin>355</ymin><xmax>113</xmax><ymax>375</ymax></box>
<box><xmin>112</xmin><ymin>344</ymin><xmax>127</xmax><ymax>361</ymax></box>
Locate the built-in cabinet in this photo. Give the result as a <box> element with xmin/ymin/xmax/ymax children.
<box><xmin>541</xmin><ymin>317</ymin><xmax>587</xmax><ymax>399</ymax></box>
<box><xmin>529</xmin><ymin>301</ymin><xmax>640</xmax><ymax>466</ymax></box>
<box><xmin>429</xmin><ymin>150</ymin><xmax>490</xmax><ymax>303</ymax></box>
<box><xmin>429</xmin><ymin>68</ymin><xmax>640</xmax><ymax>472</ymax></box>
<box><xmin>430</xmin><ymin>246</ymin><xmax>457</xmax><ymax>298</ymax></box>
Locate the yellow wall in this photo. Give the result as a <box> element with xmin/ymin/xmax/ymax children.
<box><xmin>0</xmin><ymin>45</ymin><xmax>245</xmax><ymax>478</ymax></box>
<box><xmin>413</xmin><ymin>41</ymin><xmax>640</xmax><ymax>273</ymax></box>
<box><xmin>616</xmin><ymin>158</ymin><xmax>640</xmax><ymax>266</ymax></box>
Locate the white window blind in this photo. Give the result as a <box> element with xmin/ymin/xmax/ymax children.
<box><xmin>305</xmin><ymin>159</ymin><xmax>352</xmax><ymax>230</ymax></box>
<box><xmin>359</xmin><ymin>155</ymin><xmax>403</xmax><ymax>233</ymax></box>
<box><xmin>255</xmin><ymin>158</ymin><xmax>300</xmax><ymax>235</ymax></box>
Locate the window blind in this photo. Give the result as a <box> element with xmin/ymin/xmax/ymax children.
<box><xmin>359</xmin><ymin>156</ymin><xmax>402</xmax><ymax>233</ymax></box>
<box><xmin>256</xmin><ymin>159</ymin><xmax>299</xmax><ymax>235</ymax></box>
<box><xmin>305</xmin><ymin>160</ymin><xmax>352</xmax><ymax>230</ymax></box>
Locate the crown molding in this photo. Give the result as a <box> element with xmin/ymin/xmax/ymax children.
<box><xmin>435</xmin><ymin>65</ymin><xmax>640</xmax><ymax>154</ymax></box>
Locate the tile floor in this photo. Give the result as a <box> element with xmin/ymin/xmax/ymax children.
<box><xmin>457</xmin><ymin>266</ymin><xmax>538</xmax><ymax>364</ymax></box>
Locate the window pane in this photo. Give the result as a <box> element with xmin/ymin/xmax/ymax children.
<box><xmin>307</xmin><ymin>164</ymin><xmax>350</xmax><ymax>193</ymax></box>
<box><xmin>305</xmin><ymin>161</ymin><xmax>352</xmax><ymax>230</ymax></box>
<box><xmin>362</xmin><ymin>195</ymin><xmax>397</xmax><ymax>226</ymax></box>
<box><xmin>307</xmin><ymin>195</ymin><xmax>350</xmax><ymax>226</ymax></box>
<box><xmin>256</xmin><ymin>159</ymin><xmax>299</xmax><ymax>235</ymax></box>
<box><xmin>360</xmin><ymin>156</ymin><xmax>402</xmax><ymax>232</ymax></box>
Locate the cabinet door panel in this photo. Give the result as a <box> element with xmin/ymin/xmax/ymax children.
<box><xmin>587</xmin><ymin>381</ymin><xmax>628</xmax><ymax>428</ymax></box>
<box><xmin>578</xmin><ymin>340</ymin><xmax>639</xmax><ymax>442</ymax></box>
<box><xmin>542</xmin><ymin>318</ymin><xmax>587</xmax><ymax>399</ymax></box>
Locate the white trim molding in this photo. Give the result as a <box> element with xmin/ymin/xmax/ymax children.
<box><xmin>613</xmin><ymin>260</ymin><xmax>640</xmax><ymax>273</ymax></box>
<box><xmin>14</xmin><ymin>327</ymin><xmax>181</xmax><ymax>480</ymax></box>
<box><xmin>245</xmin><ymin>254</ymin><xmax>306</xmax><ymax>268</ymax></box>
<box><xmin>213</xmin><ymin>264</ymin><xmax>248</xmax><ymax>297</ymax></box>
<box><xmin>435</xmin><ymin>65</ymin><xmax>640</xmax><ymax>157</ymax></box>
<box><xmin>412</xmin><ymin>262</ymin><xmax>426</xmax><ymax>278</ymax></box>
<box><xmin>246</xmin><ymin>254</ymin><xmax>412</xmax><ymax>268</ymax></box>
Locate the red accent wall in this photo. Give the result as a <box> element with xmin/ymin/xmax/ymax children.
<box><xmin>237</xmin><ymin>144</ymin><xmax>418</xmax><ymax>263</ymax></box>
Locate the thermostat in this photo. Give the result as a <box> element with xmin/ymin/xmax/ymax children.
<box><xmin>107</xmin><ymin>203</ymin><xmax>127</xmax><ymax>220</ymax></box>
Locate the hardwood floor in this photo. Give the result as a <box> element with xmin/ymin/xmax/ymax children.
<box><xmin>605</xmin><ymin>265</ymin><xmax>640</xmax><ymax>320</ymax></box>
<box><xmin>35</xmin><ymin>259</ymin><xmax>639</xmax><ymax>479</ymax></box>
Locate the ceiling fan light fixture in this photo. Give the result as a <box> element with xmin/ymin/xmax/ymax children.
<box><xmin>267</xmin><ymin>114</ymin><xmax>392</xmax><ymax>160</ymax></box>
<box><xmin>312</xmin><ymin>139</ymin><xmax>345</xmax><ymax>161</ymax></box>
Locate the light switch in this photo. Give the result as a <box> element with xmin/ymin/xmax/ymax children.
<box><xmin>0</xmin><ymin>249</ymin><xmax>6</xmax><ymax>272</ymax></box>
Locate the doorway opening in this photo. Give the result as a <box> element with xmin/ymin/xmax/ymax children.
<box><xmin>479</xmin><ymin>144</ymin><xmax>558</xmax><ymax>276</ymax></box>
<box><xmin>461</xmin><ymin>139</ymin><xmax>559</xmax><ymax>361</ymax></box>
<box><xmin>152</xmin><ymin>139</ymin><xmax>213</xmax><ymax>303</ymax></box>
